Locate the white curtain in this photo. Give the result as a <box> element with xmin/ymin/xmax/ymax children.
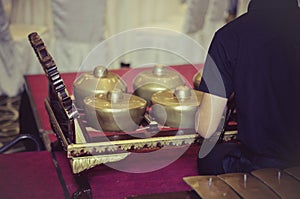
<box><xmin>81</xmin><ymin>27</ymin><xmax>206</xmax><ymax>72</ymax></box>
<box><xmin>50</xmin><ymin>0</ymin><xmax>107</xmax><ymax>73</ymax></box>
<box><xmin>182</xmin><ymin>0</ymin><xmax>251</xmax><ymax>51</ymax></box>
<box><xmin>9</xmin><ymin>0</ymin><xmax>53</xmax><ymax>74</ymax></box>
<box><xmin>183</xmin><ymin>0</ymin><xmax>228</xmax><ymax>51</ymax></box>
<box><xmin>0</xmin><ymin>0</ymin><xmax>23</xmax><ymax>96</ymax></box>
<box><xmin>105</xmin><ymin>0</ymin><xmax>185</xmax><ymax>36</ymax></box>
<box><xmin>0</xmin><ymin>0</ymin><xmax>189</xmax><ymax>96</ymax></box>
<box><xmin>9</xmin><ymin>0</ymin><xmax>52</xmax><ymax>27</ymax></box>
<box><xmin>237</xmin><ymin>0</ymin><xmax>250</xmax><ymax>16</ymax></box>
<box><xmin>101</xmin><ymin>0</ymin><xmax>188</xmax><ymax>69</ymax></box>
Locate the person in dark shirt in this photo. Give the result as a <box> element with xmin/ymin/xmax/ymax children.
<box><xmin>195</xmin><ymin>0</ymin><xmax>300</xmax><ymax>175</ymax></box>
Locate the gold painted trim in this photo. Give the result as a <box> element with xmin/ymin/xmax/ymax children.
<box><xmin>70</xmin><ymin>153</ymin><xmax>130</xmax><ymax>173</ymax></box>
<box><xmin>67</xmin><ymin>134</ymin><xmax>198</xmax><ymax>158</ymax></box>
<box><xmin>45</xmin><ymin>99</ymin><xmax>69</xmax><ymax>150</ymax></box>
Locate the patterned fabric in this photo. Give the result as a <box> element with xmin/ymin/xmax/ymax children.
<box><xmin>0</xmin><ymin>95</ymin><xmax>24</xmax><ymax>153</ymax></box>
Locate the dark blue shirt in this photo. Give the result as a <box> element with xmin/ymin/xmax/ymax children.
<box><xmin>199</xmin><ymin>0</ymin><xmax>300</xmax><ymax>164</ymax></box>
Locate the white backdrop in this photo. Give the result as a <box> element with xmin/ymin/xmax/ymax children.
<box><xmin>0</xmin><ymin>0</ymin><xmax>253</xmax><ymax>96</ymax></box>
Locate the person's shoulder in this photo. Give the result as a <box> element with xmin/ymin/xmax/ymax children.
<box><xmin>214</xmin><ymin>13</ymin><xmax>251</xmax><ymax>39</ymax></box>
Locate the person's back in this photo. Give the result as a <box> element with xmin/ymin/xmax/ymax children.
<box><xmin>197</xmin><ymin>0</ymin><xmax>300</xmax><ymax>174</ymax></box>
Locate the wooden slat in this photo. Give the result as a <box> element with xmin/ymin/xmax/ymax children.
<box><xmin>218</xmin><ymin>173</ymin><xmax>279</xmax><ymax>199</ymax></box>
<box><xmin>284</xmin><ymin>166</ymin><xmax>300</xmax><ymax>181</ymax></box>
<box><xmin>183</xmin><ymin>176</ymin><xmax>240</xmax><ymax>198</ymax></box>
<box><xmin>252</xmin><ymin>168</ymin><xmax>300</xmax><ymax>199</ymax></box>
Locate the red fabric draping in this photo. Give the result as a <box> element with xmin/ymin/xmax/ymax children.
<box><xmin>0</xmin><ymin>151</ymin><xmax>65</xmax><ymax>199</ymax></box>
<box><xmin>55</xmin><ymin>145</ymin><xmax>200</xmax><ymax>199</ymax></box>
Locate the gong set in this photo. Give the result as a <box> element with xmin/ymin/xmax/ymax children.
<box><xmin>73</xmin><ymin>64</ymin><xmax>203</xmax><ymax>132</ymax></box>
<box><xmin>184</xmin><ymin>166</ymin><xmax>300</xmax><ymax>199</ymax></box>
<box><xmin>29</xmin><ymin>32</ymin><xmax>206</xmax><ymax>174</ymax></box>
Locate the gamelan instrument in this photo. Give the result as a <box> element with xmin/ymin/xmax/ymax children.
<box><xmin>184</xmin><ymin>167</ymin><xmax>300</xmax><ymax>199</ymax></box>
<box><xmin>28</xmin><ymin>32</ymin><xmax>207</xmax><ymax>174</ymax></box>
